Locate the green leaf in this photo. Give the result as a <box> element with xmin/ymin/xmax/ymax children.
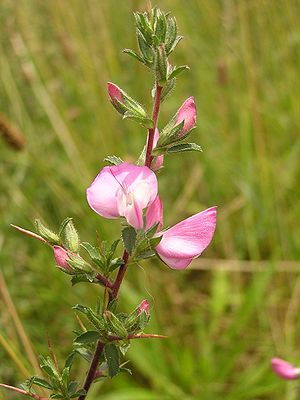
<box><xmin>122</xmin><ymin>49</ymin><xmax>145</xmax><ymax>64</ymax></box>
<box><xmin>104</xmin><ymin>344</ymin><xmax>120</xmax><ymax>378</ymax></box>
<box><xmin>64</xmin><ymin>352</ymin><xmax>76</xmax><ymax>369</ymax></box>
<box><xmin>70</xmin><ymin>389</ymin><xmax>86</xmax><ymax>398</ymax></box>
<box><xmin>50</xmin><ymin>394</ymin><xmax>64</xmax><ymax>399</ymax></box>
<box><xmin>81</xmin><ymin>242</ymin><xmax>104</xmax><ymax>269</ymax></box>
<box><xmin>67</xmin><ymin>381</ymin><xmax>78</xmax><ymax>395</ymax></box>
<box><xmin>167</xmin><ymin>142</ymin><xmax>202</xmax><ymax>153</ymax></box>
<box><xmin>160</xmin><ymin>78</ymin><xmax>176</xmax><ymax>102</ymax></box>
<box><xmin>104</xmin><ymin>311</ymin><xmax>128</xmax><ymax>338</ymax></box>
<box><xmin>32</xmin><ymin>377</ymin><xmax>53</xmax><ymax>390</ymax></box>
<box><xmin>168</xmin><ymin>65</ymin><xmax>189</xmax><ymax>80</ymax></box>
<box><xmin>71</xmin><ymin>273</ymin><xmax>96</xmax><ymax>286</ymax></box>
<box><xmin>75</xmin><ymin>348</ymin><xmax>93</xmax><ymax>363</ymax></box>
<box><xmin>149</xmin><ymin>235</ymin><xmax>163</xmax><ymax>249</ymax></box>
<box><xmin>74</xmin><ymin>331</ymin><xmax>100</xmax><ymax>344</ymax></box>
<box><xmin>122</xmin><ymin>227</ymin><xmax>137</xmax><ymax>255</ymax></box>
<box><xmin>58</xmin><ymin>217</ymin><xmax>72</xmax><ymax>238</ymax></box>
<box><xmin>104</xmin><ymin>155</ymin><xmax>123</xmax><ymax>166</ymax></box>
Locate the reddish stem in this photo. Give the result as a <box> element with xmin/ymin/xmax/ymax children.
<box><xmin>110</xmin><ymin>250</ymin><xmax>129</xmax><ymax>300</ymax></box>
<box><xmin>145</xmin><ymin>83</ymin><xmax>163</xmax><ymax>168</ymax></box>
<box><xmin>78</xmin><ymin>341</ymin><xmax>105</xmax><ymax>400</ymax></box>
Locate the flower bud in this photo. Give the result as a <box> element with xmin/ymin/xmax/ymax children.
<box><xmin>137</xmin><ymin>299</ymin><xmax>149</xmax><ymax>316</ymax></box>
<box><xmin>271</xmin><ymin>358</ymin><xmax>300</xmax><ymax>380</ymax></box>
<box><xmin>107</xmin><ymin>82</ymin><xmax>124</xmax><ymax>105</ymax></box>
<box><xmin>175</xmin><ymin>96</ymin><xmax>196</xmax><ymax>137</ymax></box>
<box><xmin>53</xmin><ymin>245</ymin><xmax>71</xmax><ymax>271</ymax></box>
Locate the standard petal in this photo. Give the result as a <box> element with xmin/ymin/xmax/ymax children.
<box><xmin>145</xmin><ymin>195</ymin><xmax>163</xmax><ymax>231</ymax></box>
<box><xmin>156</xmin><ymin>206</ymin><xmax>216</xmax><ymax>269</ymax></box>
<box><xmin>271</xmin><ymin>358</ymin><xmax>300</xmax><ymax>380</ymax></box>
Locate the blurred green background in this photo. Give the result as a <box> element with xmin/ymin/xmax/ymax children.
<box><xmin>1</xmin><ymin>0</ymin><xmax>300</xmax><ymax>399</ymax></box>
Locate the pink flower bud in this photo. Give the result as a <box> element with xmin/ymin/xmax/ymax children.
<box><xmin>175</xmin><ymin>96</ymin><xmax>197</xmax><ymax>136</ymax></box>
<box><xmin>107</xmin><ymin>82</ymin><xmax>124</xmax><ymax>104</ymax></box>
<box><xmin>53</xmin><ymin>245</ymin><xmax>71</xmax><ymax>271</ymax></box>
<box><xmin>137</xmin><ymin>300</ymin><xmax>149</xmax><ymax>316</ymax></box>
<box><xmin>271</xmin><ymin>358</ymin><xmax>300</xmax><ymax>380</ymax></box>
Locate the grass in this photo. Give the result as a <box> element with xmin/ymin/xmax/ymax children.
<box><xmin>1</xmin><ymin>0</ymin><xmax>300</xmax><ymax>399</ymax></box>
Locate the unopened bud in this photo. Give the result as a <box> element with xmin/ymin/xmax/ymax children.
<box><xmin>53</xmin><ymin>245</ymin><xmax>71</xmax><ymax>271</ymax></box>
<box><xmin>137</xmin><ymin>299</ymin><xmax>149</xmax><ymax>316</ymax></box>
<box><xmin>175</xmin><ymin>96</ymin><xmax>197</xmax><ymax>137</ymax></box>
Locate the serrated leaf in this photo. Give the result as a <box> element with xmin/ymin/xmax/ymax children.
<box><xmin>104</xmin><ymin>155</ymin><xmax>123</xmax><ymax>166</ymax></box>
<box><xmin>71</xmin><ymin>273</ymin><xmax>96</xmax><ymax>286</ymax></box>
<box><xmin>168</xmin><ymin>65</ymin><xmax>189</xmax><ymax>80</ymax></box>
<box><xmin>122</xmin><ymin>227</ymin><xmax>137</xmax><ymax>255</ymax></box>
<box><xmin>80</xmin><ymin>242</ymin><xmax>104</xmax><ymax>269</ymax></box>
<box><xmin>104</xmin><ymin>344</ymin><xmax>120</xmax><ymax>378</ymax></box>
<box><xmin>32</xmin><ymin>377</ymin><xmax>53</xmax><ymax>390</ymax></box>
<box><xmin>74</xmin><ymin>331</ymin><xmax>100</xmax><ymax>344</ymax></box>
<box><xmin>167</xmin><ymin>142</ymin><xmax>202</xmax><ymax>153</ymax></box>
<box><xmin>64</xmin><ymin>352</ymin><xmax>76</xmax><ymax>369</ymax></box>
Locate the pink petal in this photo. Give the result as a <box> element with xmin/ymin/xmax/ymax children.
<box><xmin>145</xmin><ymin>195</ymin><xmax>163</xmax><ymax>231</ymax></box>
<box><xmin>107</xmin><ymin>82</ymin><xmax>124</xmax><ymax>104</ymax></box>
<box><xmin>155</xmin><ymin>206</ymin><xmax>216</xmax><ymax>269</ymax></box>
<box><xmin>151</xmin><ymin>128</ymin><xmax>164</xmax><ymax>170</ymax></box>
<box><xmin>271</xmin><ymin>358</ymin><xmax>300</xmax><ymax>380</ymax></box>
<box><xmin>175</xmin><ymin>96</ymin><xmax>197</xmax><ymax>136</ymax></box>
<box><xmin>137</xmin><ymin>299</ymin><xmax>150</xmax><ymax>316</ymax></box>
<box><xmin>87</xmin><ymin>163</ymin><xmax>158</xmax><ymax>229</ymax></box>
<box><xmin>53</xmin><ymin>246</ymin><xmax>71</xmax><ymax>271</ymax></box>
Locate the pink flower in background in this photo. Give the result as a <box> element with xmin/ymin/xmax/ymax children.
<box><xmin>53</xmin><ymin>246</ymin><xmax>71</xmax><ymax>271</ymax></box>
<box><xmin>175</xmin><ymin>96</ymin><xmax>197</xmax><ymax>137</ymax></box>
<box><xmin>154</xmin><ymin>207</ymin><xmax>217</xmax><ymax>270</ymax></box>
<box><xmin>271</xmin><ymin>358</ymin><xmax>300</xmax><ymax>380</ymax></box>
<box><xmin>107</xmin><ymin>82</ymin><xmax>124</xmax><ymax>105</ymax></box>
<box><xmin>151</xmin><ymin>129</ymin><xmax>164</xmax><ymax>170</ymax></box>
<box><xmin>87</xmin><ymin>162</ymin><xmax>158</xmax><ymax>230</ymax></box>
<box><xmin>137</xmin><ymin>299</ymin><xmax>150</xmax><ymax>316</ymax></box>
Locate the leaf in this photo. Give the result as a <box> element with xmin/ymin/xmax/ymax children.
<box><xmin>32</xmin><ymin>377</ymin><xmax>53</xmax><ymax>390</ymax></box>
<box><xmin>75</xmin><ymin>348</ymin><xmax>93</xmax><ymax>363</ymax></box>
<box><xmin>70</xmin><ymin>389</ymin><xmax>86</xmax><ymax>398</ymax></box>
<box><xmin>122</xmin><ymin>49</ymin><xmax>145</xmax><ymax>64</ymax></box>
<box><xmin>167</xmin><ymin>142</ymin><xmax>202</xmax><ymax>153</ymax></box>
<box><xmin>104</xmin><ymin>155</ymin><xmax>123</xmax><ymax>166</ymax></box>
<box><xmin>58</xmin><ymin>217</ymin><xmax>72</xmax><ymax>238</ymax></box>
<box><xmin>71</xmin><ymin>273</ymin><xmax>96</xmax><ymax>286</ymax></box>
<box><xmin>64</xmin><ymin>352</ymin><xmax>76</xmax><ymax>369</ymax></box>
<box><xmin>64</xmin><ymin>219</ymin><xmax>80</xmax><ymax>252</ymax></box>
<box><xmin>50</xmin><ymin>394</ymin><xmax>64</xmax><ymax>399</ymax></box>
<box><xmin>67</xmin><ymin>381</ymin><xmax>78</xmax><ymax>395</ymax></box>
<box><xmin>160</xmin><ymin>78</ymin><xmax>176</xmax><ymax>102</ymax></box>
<box><xmin>74</xmin><ymin>331</ymin><xmax>100</xmax><ymax>344</ymax></box>
<box><xmin>168</xmin><ymin>65</ymin><xmax>189</xmax><ymax>80</ymax></box>
<box><xmin>122</xmin><ymin>227</ymin><xmax>137</xmax><ymax>255</ymax></box>
<box><xmin>104</xmin><ymin>344</ymin><xmax>120</xmax><ymax>378</ymax></box>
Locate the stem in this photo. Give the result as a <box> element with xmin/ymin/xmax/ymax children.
<box><xmin>110</xmin><ymin>250</ymin><xmax>129</xmax><ymax>300</ymax></box>
<box><xmin>145</xmin><ymin>82</ymin><xmax>163</xmax><ymax>168</ymax></box>
<box><xmin>0</xmin><ymin>383</ymin><xmax>45</xmax><ymax>400</ymax></box>
<box><xmin>95</xmin><ymin>273</ymin><xmax>113</xmax><ymax>289</ymax></box>
<box><xmin>78</xmin><ymin>341</ymin><xmax>105</xmax><ymax>400</ymax></box>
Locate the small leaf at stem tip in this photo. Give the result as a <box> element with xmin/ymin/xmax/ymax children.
<box><xmin>104</xmin><ymin>344</ymin><xmax>120</xmax><ymax>378</ymax></box>
<box><xmin>167</xmin><ymin>142</ymin><xmax>202</xmax><ymax>153</ymax></box>
<box><xmin>104</xmin><ymin>155</ymin><xmax>123</xmax><ymax>166</ymax></box>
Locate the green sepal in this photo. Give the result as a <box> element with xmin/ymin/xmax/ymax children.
<box><xmin>35</xmin><ymin>219</ymin><xmax>60</xmax><ymax>245</ymax></box>
<box><xmin>154</xmin><ymin>45</ymin><xmax>168</xmax><ymax>85</ymax></box>
<box><xmin>64</xmin><ymin>219</ymin><xmax>80</xmax><ymax>253</ymax></box>
<box><xmin>137</xmin><ymin>31</ymin><xmax>154</xmax><ymax>63</ymax></box>
<box><xmin>165</xmin><ymin>16</ymin><xmax>178</xmax><ymax>54</ymax></box>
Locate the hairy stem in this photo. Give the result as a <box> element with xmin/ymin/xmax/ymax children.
<box><xmin>145</xmin><ymin>82</ymin><xmax>163</xmax><ymax>168</ymax></box>
<box><xmin>78</xmin><ymin>341</ymin><xmax>105</xmax><ymax>400</ymax></box>
<box><xmin>0</xmin><ymin>383</ymin><xmax>45</xmax><ymax>400</ymax></box>
<box><xmin>111</xmin><ymin>250</ymin><xmax>129</xmax><ymax>300</ymax></box>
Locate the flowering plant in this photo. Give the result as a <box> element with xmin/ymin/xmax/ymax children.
<box><xmin>2</xmin><ymin>7</ymin><xmax>216</xmax><ymax>400</ymax></box>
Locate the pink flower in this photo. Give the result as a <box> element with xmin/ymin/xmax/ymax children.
<box><xmin>87</xmin><ymin>162</ymin><xmax>158</xmax><ymax>230</ymax></box>
<box><xmin>154</xmin><ymin>207</ymin><xmax>217</xmax><ymax>270</ymax></box>
<box><xmin>145</xmin><ymin>195</ymin><xmax>163</xmax><ymax>231</ymax></box>
<box><xmin>53</xmin><ymin>246</ymin><xmax>71</xmax><ymax>271</ymax></box>
<box><xmin>151</xmin><ymin>129</ymin><xmax>164</xmax><ymax>170</ymax></box>
<box><xmin>107</xmin><ymin>82</ymin><xmax>124</xmax><ymax>105</ymax></box>
<box><xmin>137</xmin><ymin>299</ymin><xmax>150</xmax><ymax>316</ymax></box>
<box><xmin>271</xmin><ymin>358</ymin><xmax>300</xmax><ymax>380</ymax></box>
<box><xmin>175</xmin><ymin>96</ymin><xmax>197</xmax><ymax>137</ymax></box>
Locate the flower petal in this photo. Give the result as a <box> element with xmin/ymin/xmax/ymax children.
<box><xmin>152</xmin><ymin>128</ymin><xmax>164</xmax><ymax>170</ymax></box>
<box><xmin>145</xmin><ymin>195</ymin><xmax>163</xmax><ymax>231</ymax></box>
<box><xmin>175</xmin><ymin>96</ymin><xmax>197</xmax><ymax>136</ymax></box>
<box><xmin>271</xmin><ymin>358</ymin><xmax>300</xmax><ymax>380</ymax></box>
<box><xmin>155</xmin><ymin>206</ymin><xmax>216</xmax><ymax>269</ymax></box>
